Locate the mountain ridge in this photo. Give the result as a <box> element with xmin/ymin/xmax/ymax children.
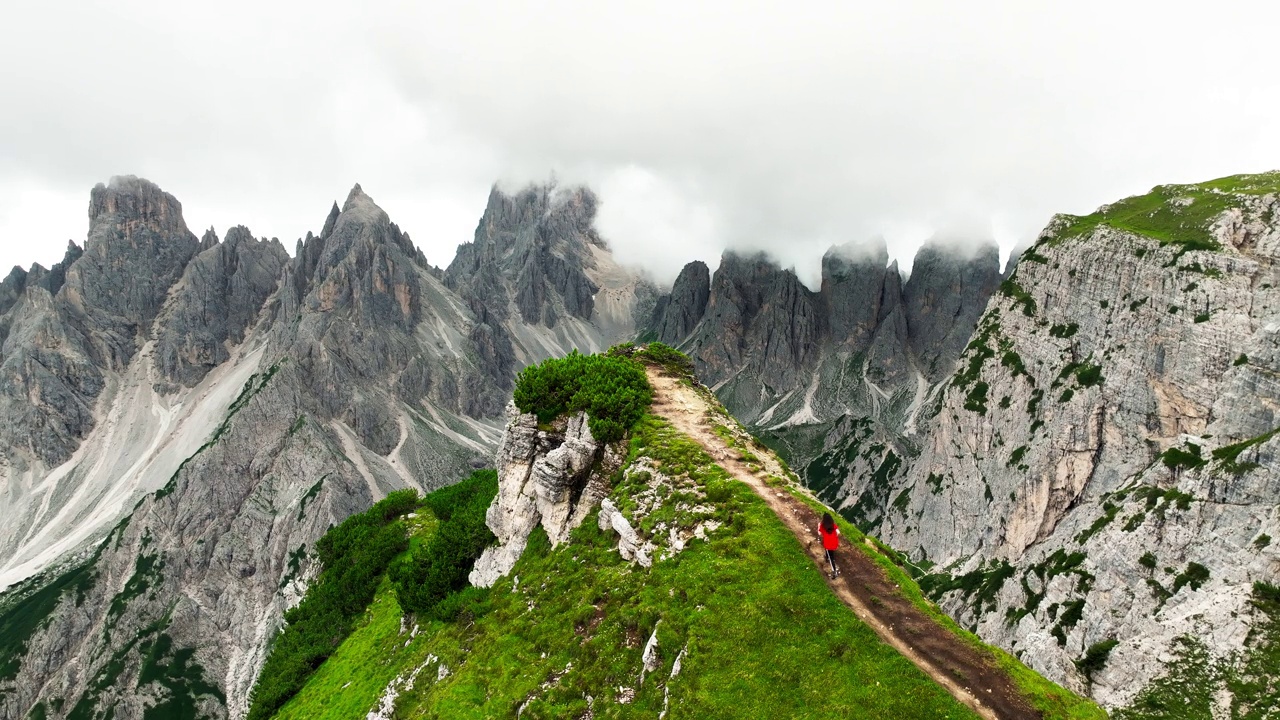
<box><xmin>254</xmin><ymin>348</ymin><xmax>1101</xmax><ymax>719</ymax></box>
<box><xmin>0</xmin><ymin>176</ymin><xmax>654</xmax><ymax>720</ymax></box>
<box><xmin>2</xmin><ymin>170</ymin><xmax>1278</xmax><ymax>718</ymax></box>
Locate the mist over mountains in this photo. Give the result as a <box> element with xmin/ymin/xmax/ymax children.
<box><xmin>0</xmin><ymin>170</ymin><xmax>1278</xmax><ymax>719</ymax></box>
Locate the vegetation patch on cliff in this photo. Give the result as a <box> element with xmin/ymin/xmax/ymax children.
<box><xmin>1000</xmin><ymin>279</ymin><xmax>1037</xmax><ymax>317</ymax></box>
<box><xmin>0</xmin><ymin>556</ymin><xmax>98</xmax><ymax>682</ymax></box>
<box><xmin>920</xmin><ymin>560</ymin><xmax>1016</xmax><ymax>617</ymax></box>
<box><xmin>390</xmin><ymin>470</ymin><xmax>498</xmax><ymax>621</ymax></box>
<box><xmin>513</xmin><ymin>349</ymin><xmax>653</xmax><ymax>442</ymax></box>
<box><xmin>1115</xmin><ymin>583</ymin><xmax>1280</xmax><ymax>718</ymax></box>
<box><xmin>1046</xmin><ymin>171</ymin><xmax>1280</xmax><ymax>250</ymax></box>
<box><xmin>1212</xmin><ymin>427</ymin><xmax>1280</xmax><ymax>476</ymax></box>
<box><xmin>248</xmin><ymin>488</ymin><xmax>422</xmax><ymax>720</ymax></box>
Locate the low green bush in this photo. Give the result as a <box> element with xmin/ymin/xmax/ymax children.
<box><xmin>391</xmin><ymin>470</ymin><xmax>498</xmax><ymax>621</ymax></box>
<box><xmin>513</xmin><ymin>350</ymin><xmax>653</xmax><ymax>442</ymax></box>
<box><xmin>247</xmin><ymin>489</ymin><xmax>419</xmax><ymax>720</ymax></box>
<box><xmin>1076</xmin><ymin>639</ymin><xmax>1119</xmax><ymax>684</ymax></box>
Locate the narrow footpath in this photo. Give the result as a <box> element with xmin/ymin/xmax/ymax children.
<box><xmin>647</xmin><ymin>369</ymin><xmax>1042</xmax><ymax>720</ymax></box>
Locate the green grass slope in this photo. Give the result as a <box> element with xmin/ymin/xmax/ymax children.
<box><xmin>272</xmin><ymin>577</ymin><xmax>416</xmax><ymax>720</ymax></box>
<box><xmin>274</xmin><ymin>415</ymin><xmax>980</xmax><ymax>719</ymax></box>
<box><xmin>1047</xmin><ymin>170</ymin><xmax>1280</xmax><ymax>251</ymax></box>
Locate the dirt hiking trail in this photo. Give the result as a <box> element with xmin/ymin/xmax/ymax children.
<box><xmin>647</xmin><ymin>370</ymin><xmax>1042</xmax><ymax>720</ymax></box>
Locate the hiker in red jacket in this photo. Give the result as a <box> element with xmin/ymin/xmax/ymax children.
<box><xmin>819</xmin><ymin>512</ymin><xmax>840</xmax><ymax>579</ymax></box>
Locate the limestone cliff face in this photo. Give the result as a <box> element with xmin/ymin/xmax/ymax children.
<box><xmin>902</xmin><ymin>242</ymin><xmax>1003</xmax><ymax>382</ymax></box>
<box><xmin>470</xmin><ymin>408</ymin><xmax>615</xmax><ymax>587</ymax></box>
<box><xmin>871</xmin><ymin>179</ymin><xmax>1280</xmax><ymax>707</ymax></box>
<box><xmin>154</xmin><ymin>226</ymin><xmax>289</xmax><ymax>388</ymax></box>
<box><xmin>645</xmin><ymin>260</ymin><xmax>710</xmax><ymax>345</ymax></box>
<box><xmin>67</xmin><ymin>176</ymin><xmax>202</xmax><ymax>369</ymax></box>
<box><xmin>684</xmin><ymin>251</ymin><xmax>824</xmax><ymax>409</ymax></box>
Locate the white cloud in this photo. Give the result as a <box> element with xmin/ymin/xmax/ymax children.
<box><xmin>3</xmin><ymin>1</ymin><xmax>1279</xmax><ymax>285</ymax></box>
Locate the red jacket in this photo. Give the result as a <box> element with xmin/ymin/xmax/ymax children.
<box><xmin>819</xmin><ymin>524</ymin><xmax>839</xmax><ymax>551</ymax></box>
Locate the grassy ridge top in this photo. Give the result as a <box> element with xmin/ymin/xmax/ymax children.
<box><xmin>1047</xmin><ymin>170</ymin><xmax>1280</xmax><ymax>250</ymax></box>
<box><xmin>274</xmin><ymin>413</ymin><xmax>983</xmax><ymax>719</ymax></box>
<box><xmin>271</xmin><ymin>346</ymin><xmax>1100</xmax><ymax>719</ymax></box>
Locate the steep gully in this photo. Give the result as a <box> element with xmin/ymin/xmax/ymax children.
<box><xmin>647</xmin><ymin>369</ymin><xmax>1039</xmax><ymax>720</ymax></box>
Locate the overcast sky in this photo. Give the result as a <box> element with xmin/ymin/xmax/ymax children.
<box><xmin>3</xmin><ymin>2</ymin><xmax>1279</xmax><ymax>288</ymax></box>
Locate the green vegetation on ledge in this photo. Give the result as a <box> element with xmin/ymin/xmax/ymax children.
<box><xmin>1046</xmin><ymin>171</ymin><xmax>1280</xmax><ymax>251</ymax></box>
<box><xmin>1212</xmin><ymin>427</ymin><xmax>1279</xmax><ymax>476</ymax></box>
<box><xmin>247</xmin><ymin>489</ymin><xmax>421</xmax><ymax>720</ymax></box>
<box><xmin>513</xmin><ymin>349</ymin><xmax>653</xmax><ymax>442</ymax></box>
<box><xmin>390</xmin><ymin>470</ymin><xmax>497</xmax><ymax>620</ymax></box>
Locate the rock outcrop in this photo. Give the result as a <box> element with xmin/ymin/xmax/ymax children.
<box><xmin>684</xmin><ymin>251</ymin><xmax>824</xmax><ymax>408</ymax></box>
<box><xmin>472</xmin><ymin>400</ymin><xmax>727</xmax><ymax>589</ymax></box>
<box><xmin>471</xmin><ymin>409</ymin><xmax>612</xmax><ymax>587</ymax></box>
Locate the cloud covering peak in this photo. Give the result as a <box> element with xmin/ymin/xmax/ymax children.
<box><xmin>3</xmin><ymin>1</ymin><xmax>1280</xmax><ymax>285</ymax></box>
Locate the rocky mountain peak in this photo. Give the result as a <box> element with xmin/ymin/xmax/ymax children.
<box><xmin>87</xmin><ymin>175</ymin><xmax>187</xmax><ymax>233</ymax></box>
<box><xmin>313</xmin><ymin>187</ymin><xmax>408</xmax><ymax>272</ymax></box>
<box><xmin>645</xmin><ymin>260</ymin><xmax>711</xmax><ymax>345</ymax></box>
<box><xmin>154</xmin><ymin>225</ymin><xmax>288</xmax><ymax>387</ymax></box>
<box><xmin>62</xmin><ymin>177</ymin><xmax>200</xmax><ymax>367</ymax></box>
<box><xmin>0</xmin><ymin>266</ymin><xmax>29</xmax><ymax>316</ymax></box>
<box><xmin>199</xmin><ymin>226</ymin><xmax>219</xmax><ymax>251</ymax></box>
<box><xmin>31</xmin><ymin>241</ymin><xmax>84</xmax><ymax>298</ymax></box>
<box><xmin>902</xmin><ymin>238</ymin><xmax>1002</xmax><ymax>380</ymax></box>
<box><xmin>320</xmin><ymin>201</ymin><xmax>341</xmax><ymax>238</ymax></box>
<box><xmin>476</xmin><ymin>184</ymin><xmax>554</xmax><ymax>247</ymax></box>
<box><xmin>222</xmin><ymin>224</ymin><xmax>256</xmax><ymax>248</ymax></box>
<box><xmin>684</xmin><ymin>250</ymin><xmax>823</xmax><ymax>400</ymax></box>
<box><xmin>822</xmin><ymin>237</ymin><xmax>890</xmax><ymax>275</ymax></box>
<box><xmin>446</xmin><ymin>182</ymin><xmax>608</xmax><ymax>330</ymax></box>
<box><xmin>821</xmin><ymin>240</ymin><xmax>893</xmax><ymax>349</ymax></box>
<box><xmin>334</xmin><ymin>183</ymin><xmax>391</xmax><ymax>230</ymax></box>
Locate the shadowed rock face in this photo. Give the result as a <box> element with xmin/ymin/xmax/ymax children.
<box><xmin>646</xmin><ymin>260</ymin><xmax>711</xmax><ymax>345</ymax></box>
<box><xmin>155</xmin><ymin>226</ymin><xmax>289</xmax><ymax>387</ymax></box>
<box><xmin>821</xmin><ymin>242</ymin><xmax>891</xmax><ymax>351</ymax></box>
<box><xmin>0</xmin><ymin>267</ymin><xmax>27</xmax><ymax>320</ymax></box>
<box><xmin>902</xmin><ymin>243</ymin><xmax>1002</xmax><ymax>381</ymax></box>
<box><xmin>447</xmin><ymin>184</ymin><xmax>603</xmax><ymax>329</ymax></box>
<box><xmin>646</xmin><ymin>238</ymin><xmax>1002</xmax><ymax>444</ymax></box>
<box><xmin>686</xmin><ymin>251</ymin><xmax>825</xmax><ymax>394</ymax></box>
<box><xmin>65</xmin><ymin>176</ymin><xmax>201</xmax><ymax>367</ymax></box>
